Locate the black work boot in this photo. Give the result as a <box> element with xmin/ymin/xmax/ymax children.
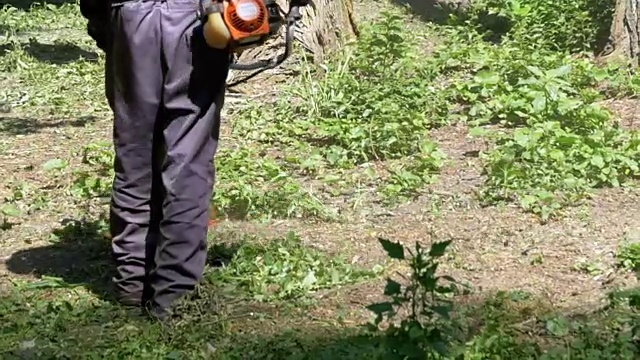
<box><xmin>143</xmin><ymin>301</ymin><xmax>173</xmax><ymax>323</ymax></box>
<box><xmin>115</xmin><ymin>291</ymin><xmax>143</xmax><ymax>307</ymax></box>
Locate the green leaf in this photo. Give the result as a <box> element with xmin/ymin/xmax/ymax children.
<box><xmin>549</xmin><ymin>150</ymin><xmax>565</xmax><ymax>162</ymax></box>
<box><xmin>547</xmin><ymin>65</ymin><xmax>572</xmax><ymax>78</ymax></box>
<box><xmin>383</xmin><ymin>278</ymin><xmax>402</xmax><ymax>295</ymax></box>
<box><xmin>514</xmin><ymin>129</ymin><xmax>530</xmax><ymax>147</ymax></box>
<box><xmin>546</xmin><ymin>317</ymin><xmax>570</xmax><ymax>337</ymax></box>
<box><xmin>526</xmin><ymin>65</ymin><xmax>545</xmax><ymax>78</ymax></box>
<box><xmin>519</xmin><ymin>194</ymin><xmax>537</xmax><ymax>210</ymax></box>
<box><xmin>0</xmin><ymin>203</ymin><xmax>21</xmax><ymax>217</ymax></box>
<box><xmin>366</xmin><ymin>302</ymin><xmax>394</xmax><ymax>315</ymax></box>
<box><xmin>544</xmin><ymin>83</ymin><xmax>560</xmax><ymax>101</ymax></box>
<box><xmin>429</xmin><ymin>240</ymin><xmax>451</xmax><ymax>257</ymax></box>
<box><xmin>592</xmin><ymin>68</ymin><xmax>608</xmax><ymax>82</ymax></box>
<box><xmin>474</xmin><ymin>70</ymin><xmax>500</xmax><ymax>85</ymax></box>
<box><xmin>165</xmin><ymin>351</ymin><xmax>183</xmax><ymax>359</ymax></box>
<box><xmin>531</xmin><ymin>96</ymin><xmax>546</xmax><ymax>113</ymax></box>
<box><xmin>302</xmin><ymin>270</ymin><xmax>317</xmax><ymax>288</ymax></box>
<box><xmin>408</xmin><ymin>325</ymin><xmax>423</xmax><ymax>339</ymax></box>
<box><xmin>42</xmin><ymin>158</ymin><xmax>68</xmax><ymax>171</ymax></box>
<box><xmin>590</xmin><ymin>155</ymin><xmax>605</xmax><ymax>168</ymax></box>
<box><xmin>378</xmin><ymin>238</ymin><xmax>405</xmax><ymax>259</ymax></box>
<box><xmin>432</xmin><ymin>305</ymin><xmax>452</xmax><ymax>319</ymax></box>
<box><xmin>469</xmin><ymin>126</ymin><xmax>490</xmax><ymax>137</ymax></box>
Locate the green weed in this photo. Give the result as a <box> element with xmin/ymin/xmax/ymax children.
<box><xmin>367</xmin><ymin>238</ymin><xmax>464</xmax><ymax>358</ymax></box>
<box><xmin>617</xmin><ymin>241</ymin><xmax>640</xmax><ymax>272</ymax></box>
<box><xmin>365</xmin><ymin>237</ymin><xmax>640</xmax><ymax>359</ymax></box>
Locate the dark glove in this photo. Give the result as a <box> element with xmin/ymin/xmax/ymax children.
<box><xmin>80</xmin><ymin>0</ymin><xmax>109</xmax><ymax>21</ymax></box>
<box><xmin>87</xmin><ymin>20</ymin><xmax>108</xmax><ymax>51</ymax></box>
<box><xmin>80</xmin><ymin>0</ymin><xmax>110</xmax><ymax>50</ymax></box>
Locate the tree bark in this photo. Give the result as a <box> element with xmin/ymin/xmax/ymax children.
<box><xmin>226</xmin><ymin>0</ymin><xmax>358</xmax><ymax>87</ymax></box>
<box><xmin>598</xmin><ymin>0</ymin><xmax>640</xmax><ymax>66</ymax></box>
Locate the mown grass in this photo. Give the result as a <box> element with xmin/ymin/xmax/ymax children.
<box><xmin>2</xmin><ymin>0</ymin><xmax>640</xmax><ymax>358</ymax></box>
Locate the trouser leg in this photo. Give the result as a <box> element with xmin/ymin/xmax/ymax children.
<box><xmin>107</xmin><ymin>0</ymin><xmax>164</xmax><ymax>301</ymax></box>
<box><xmin>148</xmin><ymin>0</ymin><xmax>229</xmax><ymax>310</ymax></box>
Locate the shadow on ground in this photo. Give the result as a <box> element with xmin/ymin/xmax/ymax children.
<box><xmin>0</xmin><ymin>116</ymin><xmax>97</xmax><ymax>135</ymax></box>
<box><xmin>5</xmin><ymin>216</ymin><xmax>240</xmax><ymax>304</ymax></box>
<box><xmin>0</xmin><ymin>40</ymin><xmax>99</xmax><ymax>64</ymax></box>
<box><xmin>5</xmin><ymin>217</ymin><xmax>115</xmax><ymax>300</ymax></box>
<box><xmin>219</xmin><ymin>290</ymin><xmax>640</xmax><ymax>359</ymax></box>
<box><xmin>0</xmin><ymin>0</ymin><xmax>75</xmax><ymax>10</ymax></box>
<box><xmin>24</xmin><ymin>41</ymin><xmax>100</xmax><ymax>64</ymax></box>
<box><xmin>390</xmin><ymin>0</ymin><xmax>468</xmax><ymax>24</ymax></box>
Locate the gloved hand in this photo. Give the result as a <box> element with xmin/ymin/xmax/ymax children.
<box><xmin>87</xmin><ymin>20</ymin><xmax>108</xmax><ymax>51</ymax></box>
<box><xmin>80</xmin><ymin>0</ymin><xmax>109</xmax><ymax>20</ymax></box>
<box><xmin>80</xmin><ymin>0</ymin><xmax>110</xmax><ymax>51</ymax></box>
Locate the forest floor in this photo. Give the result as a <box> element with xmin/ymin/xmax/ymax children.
<box><xmin>1</xmin><ymin>0</ymin><xmax>640</xmax><ymax>358</ymax></box>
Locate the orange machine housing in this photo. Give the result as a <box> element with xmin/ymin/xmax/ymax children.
<box><xmin>223</xmin><ymin>0</ymin><xmax>271</xmax><ymax>48</ymax></box>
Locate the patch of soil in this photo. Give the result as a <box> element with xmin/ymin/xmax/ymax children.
<box><xmin>603</xmin><ymin>98</ymin><xmax>640</xmax><ymax>130</ymax></box>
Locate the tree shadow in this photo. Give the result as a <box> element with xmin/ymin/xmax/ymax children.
<box><xmin>24</xmin><ymin>41</ymin><xmax>100</xmax><ymax>64</ymax></box>
<box><xmin>0</xmin><ymin>0</ymin><xmax>76</xmax><ymax>10</ymax></box>
<box><xmin>0</xmin><ymin>40</ymin><xmax>99</xmax><ymax>65</ymax></box>
<box><xmin>221</xmin><ymin>288</ymin><xmax>640</xmax><ymax>359</ymax></box>
<box><xmin>228</xmin><ymin>330</ymin><xmax>386</xmax><ymax>359</ymax></box>
<box><xmin>0</xmin><ymin>116</ymin><xmax>97</xmax><ymax>135</ymax></box>
<box><xmin>390</xmin><ymin>0</ymin><xmax>468</xmax><ymax>24</ymax></box>
<box><xmin>5</xmin><ymin>217</ymin><xmax>114</xmax><ymax>301</ymax></box>
<box><xmin>5</xmin><ymin>216</ymin><xmax>241</xmax><ymax>304</ymax></box>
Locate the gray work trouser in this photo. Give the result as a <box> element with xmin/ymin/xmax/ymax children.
<box><xmin>104</xmin><ymin>0</ymin><xmax>229</xmax><ymax>309</ymax></box>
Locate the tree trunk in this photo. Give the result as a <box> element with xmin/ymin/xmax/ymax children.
<box><xmin>598</xmin><ymin>0</ymin><xmax>640</xmax><ymax>66</ymax></box>
<box><xmin>226</xmin><ymin>0</ymin><xmax>359</xmax><ymax>88</ymax></box>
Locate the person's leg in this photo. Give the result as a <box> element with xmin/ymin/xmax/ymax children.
<box><xmin>146</xmin><ymin>0</ymin><xmax>229</xmax><ymax>314</ymax></box>
<box><xmin>107</xmin><ymin>0</ymin><xmax>164</xmax><ymax>306</ymax></box>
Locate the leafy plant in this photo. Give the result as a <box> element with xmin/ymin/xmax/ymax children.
<box><xmin>616</xmin><ymin>242</ymin><xmax>640</xmax><ymax>272</ymax></box>
<box><xmin>380</xmin><ymin>141</ymin><xmax>447</xmax><ymax>204</ymax></box>
<box><xmin>0</xmin><ymin>202</ymin><xmax>21</xmax><ymax>230</ymax></box>
<box><xmin>71</xmin><ymin>141</ymin><xmax>115</xmax><ymax>199</ymax></box>
<box><xmin>229</xmin><ymin>9</ymin><xmax>451</xmax><ymax>206</ymax></box>
<box><xmin>367</xmin><ymin>238</ymin><xmax>463</xmax><ymax>358</ymax></box>
<box><xmin>427</xmin><ymin>23</ymin><xmax>640</xmax><ymax>220</ymax></box>
<box><xmin>480</xmin><ymin>121</ymin><xmax>640</xmax><ymax>220</ymax></box>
